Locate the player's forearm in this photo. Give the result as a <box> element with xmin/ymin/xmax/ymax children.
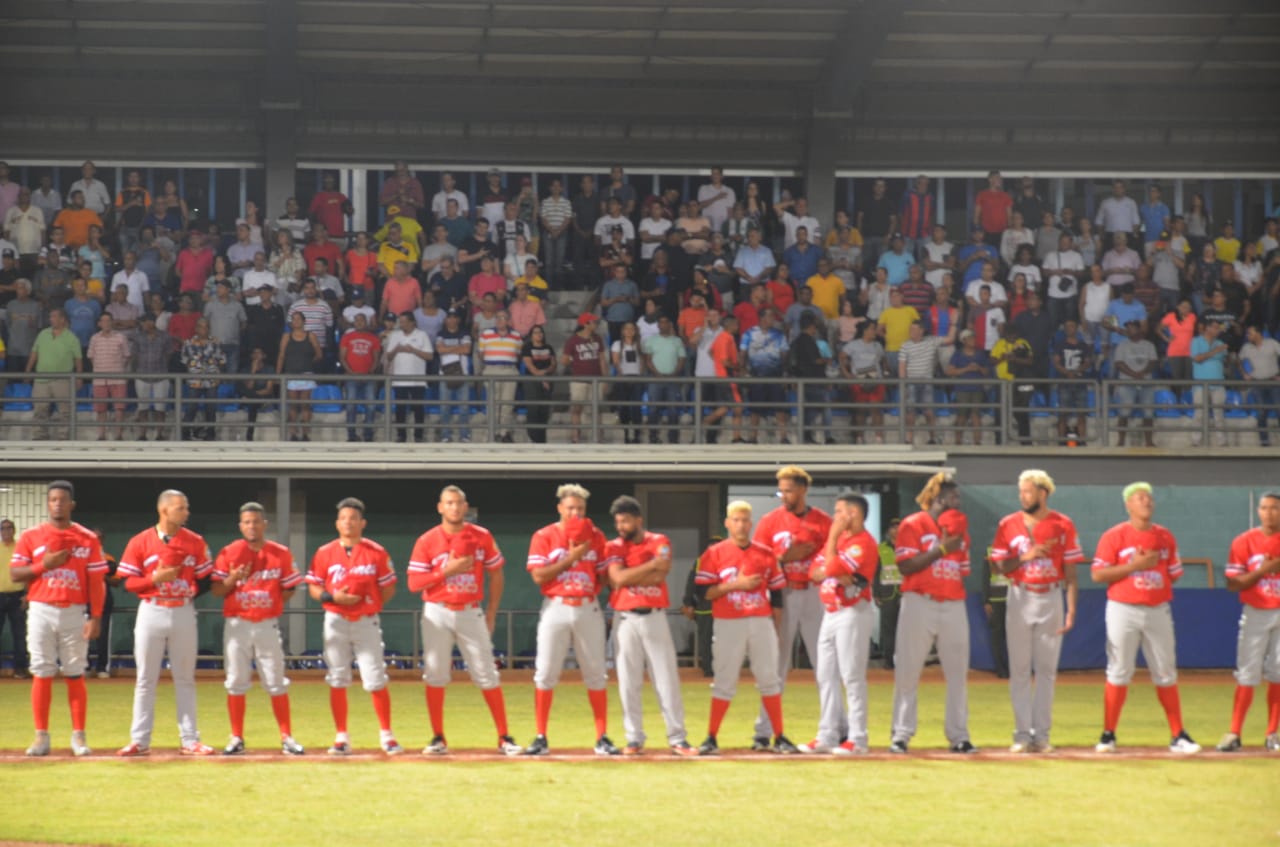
<box><xmin>1089</xmin><ymin>563</ymin><xmax>1135</xmax><ymax>585</ymax></box>
<box><xmin>125</xmin><ymin>575</ymin><xmax>155</xmax><ymax>594</ymax></box>
<box><xmin>379</xmin><ymin>584</ymin><xmax>396</xmax><ymax>603</ymax></box>
<box><xmin>704</xmin><ymin>583</ymin><xmax>735</xmax><ymax>601</ymax></box>
<box><xmin>209</xmin><ymin>580</ymin><xmax>234</xmax><ymax>598</ymax></box>
<box><xmin>88</xmin><ymin>572</ymin><xmax>106</xmax><ymax>618</ymax></box>
<box><xmin>487</xmin><ymin>571</ymin><xmax>504</xmax><ymax>611</ymax></box>
<box><xmin>897</xmin><ymin>547</ymin><xmax>942</xmax><ymax>576</ymax></box>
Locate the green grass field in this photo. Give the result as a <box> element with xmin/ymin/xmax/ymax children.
<box><xmin>1</xmin><ymin>670</ymin><xmax>1277</xmax><ymax>847</ymax></box>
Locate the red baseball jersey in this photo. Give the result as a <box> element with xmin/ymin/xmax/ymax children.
<box><xmin>1092</xmin><ymin>521</ymin><xmax>1181</xmax><ymax>606</ymax></box>
<box><xmin>603</xmin><ymin>530</ymin><xmax>673</xmax><ymax>611</ymax></box>
<box><xmin>307</xmin><ymin>537</ymin><xmax>396</xmax><ymax>619</ymax></box>
<box><xmin>753</xmin><ymin>505</ymin><xmax>833</xmax><ymax>585</ymax></box>
<box><xmin>895</xmin><ymin>509</ymin><xmax>971</xmax><ymax>601</ymax></box>
<box><xmin>407</xmin><ymin>523</ymin><xmax>504</xmax><ymax>606</ymax></box>
<box><xmin>526</xmin><ymin>519</ymin><xmax>608</xmax><ymax>599</ymax></box>
<box><xmin>1225</xmin><ymin>527</ymin><xmax>1280</xmax><ymax>610</ymax></box>
<box><xmin>212</xmin><ymin>539</ymin><xmax>303</xmax><ymax>622</ymax></box>
<box><xmin>695</xmin><ymin>538</ymin><xmax>785</xmax><ymax>619</ymax></box>
<box><xmin>811</xmin><ymin>529</ymin><xmax>878</xmax><ymax>612</ymax></box>
<box><xmin>11</xmin><ymin>521</ymin><xmax>107</xmax><ymax>614</ymax></box>
<box><xmin>990</xmin><ymin>510</ymin><xmax>1084</xmax><ymax>587</ymax></box>
<box><xmin>118</xmin><ymin>526</ymin><xmax>213</xmax><ymax>602</ymax></box>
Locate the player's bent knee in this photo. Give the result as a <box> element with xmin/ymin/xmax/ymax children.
<box><xmin>1151</xmin><ymin>671</ymin><xmax>1178</xmax><ymax>687</ymax></box>
<box><xmin>1105</xmin><ymin>671</ymin><xmax>1134</xmax><ymax>686</ymax></box>
<box><xmin>325</xmin><ymin>672</ymin><xmax>352</xmax><ymax>689</ymax></box>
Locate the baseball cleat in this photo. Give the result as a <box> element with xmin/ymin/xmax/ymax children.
<box><xmin>594</xmin><ymin>735</ymin><xmax>621</xmax><ymax>756</ymax></box>
<box><xmin>522</xmin><ymin>734</ymin><xmax>550</xmax><ymax>756</ymax></box>
<box><xmin>621</xmin><ymin>741</ymin><xmax>643</xmax><ymax>756</ymax></box>
<box><xmin>498</xmin><ymin>735</ymin><xmax>523</xmax><ymax>756</ymax></box>
<box><xmin>1266</xmin><ymin>733</ymin><xmax>1280</xmax><ymax>752</ymax></box>
<box><xmin>181</xmin><ymin>742</ymin><xmax>216</xmax><ymax>756</ymax></box>
<box><xmin>670</xmin><ymin>741</ymin><xmax>698</xmax><ymax>757</ymax></box>
<box><xmin>832</xmin><ymin>740</ymin><xmax>866</xmax><ymax>756</ymax></box>
<box><xmin>1095</xmin><ymin>731</ymin><xmax>1117</xmax><ymax>754</ymax></box>
<box><xmin>888</xmin><ymin>739</ymin><xmax>909</xmax><ymax>755</ymax></box>
<box><xmin>697</xmin><ymin>735</ymin><xmax>719</xmax><ymax>756</ymax></box>
<box><xmin>950</xmin><ymin>740</ymin><xmax>978</xmax><ymax>755</ymax></box>
<box><xmin>1216</xmin><ymin>732</ymin><xmax>1242</xmax><ymax>753</ymax></box>
<box><xmin>750</xmin><ymin>735</ymin><xmax>772</xmax><ymax>752</ymax></box>
<box><xmin>1169</xmin><ymin>731</ymin><xmax>1201</xmax><ymax>755</ymax></box>
<box><xmin>25</xmin><ymin>731</ymin><xmax>51</xmax><ymax>757</ymax></box>
<box><xmin>1029</xmin><ymin>742</ymin><xmax>1054</xmax><ymax>754</ymax></box>
<box><xmin>116</xmin><ymin>742</ymin><xmax>151</xmax><ymax>757</ymax></box>
<box><xmin>773</xmin><ymin>734</ymin><xmax>800</xmax><ymax>754</ymax></box>
<box><xmin>223</xmin><ymin>736</ymin><xmax>246</xmax><ymax>756</ymax></box>
<box><xmin>381</xmin><ymin>737</ymin><xmax>405</xmax><ymax>756</ymax></box>
<box><xmin>70</xmin><ymin>731</ymin><xmax>92</xmax><ymax>757</ymax></box>
<box><xmin>422</xmin><ymin>735</ymin><xmax>449</xmax><ymax>756</ymax></box>
<box><xmin>1008</xmin><ymin>742</ymin><xmax>1029</xmax><ymax>754</ymax></box>
<box><xmin>327</xmin><ymin>740</ymin><xmax>352</xmax><ymax>757</ymax></box>
<box><xmin>797</xmin><ymin>739</ymin><xmax>832</xmax><ymax>754</ymax></box>
<box><xmin>281</xmin><ymin>736</ymin><xmax>305</xmax><ymax>756</ymax></box>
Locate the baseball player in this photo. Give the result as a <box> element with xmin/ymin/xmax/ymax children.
<box><xmin>798</xmin><ymin>492</ymin><xmax>879</xmax><ymax>755</ymax></box>
<box><xmin>307</xmin><ymin>497</ymin><xmax>401</xmax><ymax>756</ymax></box>
<box><xmin>1217</xmin><ymin>490</ymin><xmax>1280</xmax><ymax>753</ymax></box>
<box><xmin>874</xmin><ymin>517</ymin><xmax>902</xmax><ymax>670</ymax></box>
<box><xmin>694</xmin><ymin>500</ymin><xmax>798</xmax><ymax>755</ymax></box>
<box><xmin>603</xmin><ymin>495</ymin><xmax>696</xmax><ymax>756</ymax></box>
<box><xmin>1091</xmin><ymin>482</ymin><xmax>1200</xmax><ymax>754</ymax></box>
<box><xmin>989</xmin><ymin>470</ymin><xmax>1083</xmax><ymax>754</ymax></box>
<box><xmin>889</xmin><ymin>472</ymin><xmax>977</xmax><ymax>754</ymax></box>
<box><xmin>210</xmin><ymin>502</ymin><xmax>305</xmax><ymax>756</ymax></box>
<box><xmin>750</xmin><ymin>465</ymin><xmax>832</xmax><ymax>750</ymax></box>
<box><xmin>9</xmin><ymin>481</ymin><xmax>106</xmax><ymax>757</ymax></box>
<box><xmin>407</xmin><ymin>485</ymin><xmax>522</xmax><ymax>756</ymax></box>
<box><xmin>117</xmin><ymin>489</ymin><xmax>216</xmax><ymax>756</ymax></box>
<box><xmin>523</xmin><ymin>483</ymin><xmax>617</xmax><ymax>756</ymax></box>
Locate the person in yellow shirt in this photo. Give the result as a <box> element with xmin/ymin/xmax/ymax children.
<box><xmin>804</xmin><ymin>257</ymin><xmax>844</xmax><ymax>319</ymax></box>
<box><xmin>376</xmin><ymin>222</ymin><xmax>421</xmax><ymax>276</ymax></box>
<box><xmin>876</xmin><ymin>286</ymin><xmax>919</xmax><ymax>371</ymax></box>
<box><xmin>0</xmin><ymin>517</ymin><xmax>29</xmax><ymax>679</ymax></box>
<box><xmin>514</xmin><ymin>258</ymin><xmax>549</xmax><ymax>303</ymax></box>
<box><xmin>373</xmin><ymin>205</ymin><xmax>425</xmax><ymax>249</ymax></box>
<box><xmin>1213</xmin><ymin>221</ymin><xmax>1241</xmax><ymax>264</ymax></box>
<box><xmin>823</xmin><ymin>211</ymin><xmax>864</xmax><ymax>248</ymax></box>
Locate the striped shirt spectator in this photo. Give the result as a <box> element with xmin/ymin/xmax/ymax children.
<box><xmin>898</xmin><ymin>334</ymin><xmax>940</xmax><ymax>379</ymax></box>
<box><xmin>539</xmin><ymin>195</ymin><xmax>572</xmax><ymax>231</ymax></box>
<box><xmin>478</xmin><ymin>327</ymin><xmax>523</xmax><ymax>366</ymax></box>
<box><xmin>287</xmin><ymin>286</ymin><xmax>334</xmax><ymax>348</ymax></box>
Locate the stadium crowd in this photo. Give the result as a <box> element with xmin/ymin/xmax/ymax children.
<box><xmin>1</xmin><ymin>162</ymin><xmax>1278</xmax><ymax>445</ymax></box>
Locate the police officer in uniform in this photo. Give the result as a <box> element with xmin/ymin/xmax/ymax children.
<box><xmin>681</xmin><ymin>536</ymin><xmax>721</xmax><ymax>677</ymax></box>
<box><xmin>874</xmin><ymin>518</ymin><xmax>902</xmax><ymax>670</ymax></box>
<box><xmin>982</xmin><ymin>545</ymin><xmax>1010</xmax><ymax>678</ymax></box>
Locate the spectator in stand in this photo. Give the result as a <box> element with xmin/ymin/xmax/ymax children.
<box><xmin>439</xmin><ymin>198</ymin><xmax>472</xmax><ymax>248</ymax></box>
<box><xmin>678</xmin><ymin>289</ymin><xmax>710</xmax><ymax>359</ymax></box>
<box><xmin>594</xmin><ymin>196</ymin><xmax>636</xmax><ymax>251</ymax></box>
<box><xmin>476</xmin><ymin>309</ymin><xmax>523</xmax><ymax>443</ymax></box>
<box><xmin>4</xmin><ymin>188</ymin><xmax>43</xmax><ymax>274</ymax></box>
<box><xmin>1104</xmin><ymin>284</ymin><xmax>1147</xmax><ymax>353</ymax></box>
<box><xmin>156</xmin><ymin>179</ymin><xmax>190</xmax><ymax>230</ymax></box>
<box><xmin>86</xmin><ymin>313</ymin><xmax>131</xmax><ymax>440</ymax></box>
<box><xmin>965</xmin><ymin>260</ymin><xmax>1007</xmax><ymax>310</ymax></box>
<box><xmin>991</xmin><ymin>321</ymin><xmax>1036</xmax><ymax>446</ymax></box>
<box><xmin>723</xmin><ymin>203</ymin><xmax>754</xmax><ymax>255</ymax></box>
<box><xmin>599</xmin><ymin>227</ymin><xmax>635</xmax><ymax>286</ymax></box>
<box><xmin>72</xmin><ymin>259</ymin><xmax>104</xmax><ymax>305</ymax></box>
<box><xmin>1186</xmin><ymin>242</ymin><xmax>1221</xmax><ymax>315</ymax></box>
<box><xmin>1256</xmin><ymin>217</ymin><xmax>1278</xmax><ymax>257</ymax></box>
<box><xmin>765</xmin><ymin>262</ymin><xmax>796</xmax><ymax>315</ymax></box>
<box><xmin>600</xmin><ymin>262</ymin><xmax>640</xmax><ymax>343</ymax></box>
<box><xmin>502</xmin><ymin>234</ymin><xmax>536</xmax><ymax>283</ymax></box>
<box><xmin>733</xmin><ymin>284</ymin><xmax>767</xmax><ymax>334</ymax></box>
<box><xmin>878</xmin><ymin>286</ymin><xmax>919</xmax><ymax>375</ymax></box>
<box><xmin>31</xmin><ymin>174</ymin><xmax>61</xmax><ymax>224</ymax></box>
<box><xmin>1159</xmin><ymin>297</ymin><xmax>1198</xmax><ymax>382</ymax></box>
<box><xmin>562</xmin><ymin>313</ymin><xmax>607</xmax><ymax>444</ymax></box>
<box><xmin>1140</xmin><ymin>185</ymin><xmax>1171</xmax><ymax>256</ymax></box>
<box><xmin>471</xmin><ymin>292</ymin><xmax>500</xmax><ymax>339</ymax></box>
<box><xmin>921</xmin><ymin>224</ymin><xmax>954</xmax><ymax>289</ymax></box>
<box><xmin>676</xmin><ymin>202</ymin><xmax>712</xmax><ymax>258</ymax></box>
<box><xmin>1111</xmin><ymin>320</ymin><xmax>1157</xmax><ymax>447</ymax></box>
<box><xmin>513</xmin><ymin>258</ymin><xmax>549</xmax><ymax>302</ymax></box>
<box><xmin>570</xmin><ymin>175</ymin><xmax>602</xmax><ymax>291</ymax></box>
<box><xmin>277</xmin><ymin>311</ymin><xmax>322</xmax><ymax>442</ymax></box>
<box><xmin>104</xmin><ymin>283</ymin><xmax>140</xmax><ymax>332</ymax></box>
<box><xmin>1095</xmin><ymin>179</ymin><xmax>1141</xmax><ymax>243</ymax></box>
<box><xmin>379</xmin><ymin>162</ymin><xmax>425</xmax><ymax>222</ymax></box>
<box><xmin>1013</xmin><ymin>290</ymin><xmax>1053</xmax><ymax>378</ymax></box>
<box><xmin>1007</xmin><ymin>273</ymin><xmax>1031</xmax><ymax>321</ymax></box>
<box><xmin>304</xmin><ymin>224</ymin><xmax>344</xmax><ymax>282</ymax></box>
<box><xmin>435</xmin><ymin>309</ymin><xmax>473</xmax><ymax>443</ymax></box>
<box><xmin>382</xmin><ymin>310</ymin><xmax>434</xmax><ymax>444</ymax></box>
<box><xmin>839</xmin><ymin>319</ymin><xmax>886</xmax><ymax>443</ymax></box>
<box><xmin>77</xmin><ymin>225</ymin><xmax>111</xmax><ymax>286</ymax></box>
<box><xmin>898</xmin><ymin>263</ymin><xmax>933</xmax><ymax>314</ymax></box>
<box><xmin>945</xmin><ymin>329</ymin><xmax>989</xmax><ymax>446</ymax></box>
<box><xmin>244</xmin><ymin>283</ymin><xmax>285</xmax><ymax>363</ymax></box>
<box><xmin>736</xmin><ymin>306</ymin><xmax>789</xmax><ymax>445</ymax></box>
<box><xmin>783</xmin><ymin>226</ymin><xmax>820</xmax><ymax>290</ymax></box>
<box><xmin>637</xmin><ymin>298</ymin><xmax>661</xmax><ymax>341</ymax></box>
<box><xmin>1101</xmin><ymin>232</ymin><xmax>1141</xmax><ymax>292</ymax></box>
<box><xmin>898</xmin><ymin>320</ymin><xmax>941</xmax><ymax>445</ymax></box>
<box><xmin>610</xmin><ymin>321</ymin><xmax>645</xmax><ymax>444</ymax></box>
<box><xmin>53</xmin><ymin>191</ymin><xmax>103</xmax><ymax>250</ymax></box>
<box><xmin>854</xmin><ymin>179</ymin><xmax>896</xmax><ymax>268</ymax></box>
<box><xmin>877</xmin><ymin>233</ymin><xmax>915</xmax><ymax>287</ymax></box>
<box><xmin>412</xmin><ymin>289</ymin><xmax>445</xmax><ymax>347</ymax></box>
<box><xmin>827</xmin><ymin>224</ymin><xmax>862</xmax><ymax>295</ymax></box>
<box><xmin>430</xmin><ymin>172</ymin><xmax>469</xmax><ymax>220</ymax></box>
<box><xmin>520</xmin><ymin>325</ymin><xmax>556</xmax><ymax>444</ymax></box>
<box><xmin>1214</xmin><ymin>221</ymin><xmax>1241</xmax><ymax>265</ymax></box>
<box><xmin>375</xmin><ymin>222</ymin><xmax>421</xmax><ymax>283</ymax></box>
<box><xmin>733</xmin><ymin>227</ymin><xmax>776</xmax><ymax>297</ymax></box>
<box><xmin>1007</xmin><ymin>243</ymin><xmax>1042</xmax><ymax>292</ymax></box>
<box><xmin>777</xmin><ymin>195</ymin><xmax>822</xmax><ymax>250</ymax></box>
<box><xmin>956</xmin><ymin>225</ymin><xmax>1000</xmax><ymax>285</ymax></box>
<box><xmin>430</xmin><ymin>257</ymin><xmax>468</xmax><ymax>314</ymax></box>
<box><xmin>146</xmin><ymin>291</ymin><xmax>173</xmax><ymax>335</ymax></box>
<box><xmin>204</xmin><ymin>279</ymin><xmax>247</xmax><ymax>374</ymax></box>
<box><xmin>697</xmin><ymin>167</ymin><xmax>736</xmax><ymax>234</ymax></box>
<box><xmin>1012</xmin><ymin>176</ymin><xmax>1044</xmax><ymax>229</ymax></box>
<box><xmin>1053</xmin><ymin>318</ymin><xmax>1093</xmax><ymax>446</ymax></box>
<box><xmin>642</xmin><ymin>313</ymin><xmax>687</xmax><ymax>444</ymax></box>
<box><xmin>179</xmin><ymin>317</ymin><xmax>226</xmax><ymax>441</ymax></box>
<box><xmin>1201</xmin><ymin>288</ymin><xmax>1244</xmax><ymax>353</ymax></box>
<box><xmin>67</xmin><ymin>161</ymin><xmax>111</xmax><ymax>216</ymax></box>
<box><xmin>131</xmin><ymin>313</ymin><xmax>170</xmax><ymax>439</ymax></box>
<box><xmin>308</xmin><ymin>257</ymin><xmax>343</xmax><ymax>303</ymax></box>
<box><xmin>237</xmin><ymin>346</ymin><xmax>275</xmax><ymax>443</ymax></box>
<box><xmin>1189</xmin><ymin>319</ymin><xmax>1229</xmax><ymax>447</ymax></box>
<box><xmin>783</xmin><ymin>285</ymin><xmax>824</xmax><ymax>344</ymax></box>
<box><xmin>927</xmin><ymin>284</ymin><xmax>960</xmax><ymax>371</ymax></box>
<box><xmin>1132</xmin><ymin>263</ymin><xmax>1161</xmax><ymax>318</ymax></box>
<box><xmin>606</xmin><ymin>164</ymin><xmax>637</xmax><ymax>218</ymax></box>
<box><xmin>791</xmin><ymin>312</ymin><xmax>829</xmax><ymax>444</ymax></box>
<box><xmin>508</xmin><ymin>280</ymin><xmax>545</xmax><ymax>338</ymax></box>
<box><xmin>338</xmin><ymin>312</ymin><xmax>381</xmax><ymax>443</ymax></box>
<box><xmin>538</xmin><ymin>179</ymin><xmax>572</xmax><ymax>286</ymax></box>
<box><xmin>698</xmin><ymin>236</ymin><xmax>736</xmax><ymax>307</ymax></box>
<box><xmin>999</xmin><ymin>212</ymin><xmax>1035</xmax><ymax>268</ymax></box>
<box><xmin>1079</xmin><ymin>264</ymin><xmax>1111</xmax><ymax>349</ymax></box>
<box><xmin>457</xmin><ymin>218</ymin><xmax>497</xmax><ymax>282</ymax></box>
<box><xmin>1235</xmin><ymin>240</ymin><xmax>1264</xmax><ymax>302</ymax></box>
<box><xmin>341</xmin><ymin>285</ymin><xmax>376</xmax><ymax>331</ymax></box>
<box><xmin>833</xmin><ymin>298</ymin><xmax>863</xmax><ymax>347</ymax></box>
<box><xmin>288</xmin><ymin>279</ymin><xmax>335</xmax><ymax>362</ymax></box>
<box><xmin>64</xmin><ymin>276</ymin><xmax>102</xmax><ymax>349</ymax></box>
<box><xmin>468</xmin><ymin>256</ymin><xmax>507</xmax><ymax>310</ymax></box>
<box><xmin>1241</xmin><ymin>325</ymin><xmax>1280</xmax><ymax>446</ymax></box>
<box><xmin>1147</xmin><ymin>229</ymin><xmax>1184</xmax><ymax>315</ymax></box>
<box><xmin>1044</xmin><ymin>231</ymin><xmax>1085</xmax><ymax>329</ymax></box>
<box><xmin>26</xmin><ymin>307</ymin><xmax>82</xmax><ymax>439</ymax></box>
<box><xmin>898</xmin><ymin>175</ymin><xmax>934</xmax><ymax>259</ymax></box>
<box><xmin>805</xmin><ymin>256</ymin><xmax>844</xmax><ymax>320</ymax></box>
<box><xmin>274</xmin><ymin>197</ymin><xmax>311</xmax><ymax>247</ymax></box>
<box><xmin>1034</xmin><ymin>211</ymin><xmax>1063</xmax><ymax>263</ymax></box>
<box><xmin>494</xmin><ymin>202</ymin><xmax>532</xmax><ymax>262</ymax></box>
<box><xmin>0</xmin><ymin>162</ymin><xmax>19</xmax><ymax>224</ymax></box>
<box><xmin>974</xmin><ymin>170</ymin><xmax>1012</xmax><ymax>249</ymax></box>
<box><xmin>227</xmin><ymin>224</ymin><xmax>258</xmax><ymax>281</ymax></box>
<box><xmin>380</xmin><ymin>260</ymin><xmax>422</xmax><ymax>320</ymax></box>
<box><xmin>309</xmin><ymin>173</ymin><xmax>352</xmax><ymax>241</ymax></box>
<box><xmin>268</xmin><ymin>229</ymin><xmax>306</xmax><ymax>305</ymax></box>
<box><xmin>236</xmin><ymin>200</ymin><xmax>264</xmax><ymax>246</ymax></box>
<box><xmin>864</xmin><ymin>266</ymin><xmax>891</xmax><ymax>321</ymax></box>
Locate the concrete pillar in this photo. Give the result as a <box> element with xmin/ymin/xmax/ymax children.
<box><xmin>803</xmin><ymin>117</ymin><xmax>840</xmax><ymax>234</ymax></box>
<box><xmin>261</xmin><ymin>0</ymin><xmax>300</xmax><ymax>222</ymax></box>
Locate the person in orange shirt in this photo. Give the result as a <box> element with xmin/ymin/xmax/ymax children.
<box><xmin>53</xmin><ymin>190</ymin><xmax>104</xmax><ymax>249</ymax></box>
<box><xmin>677</xmin><ymin>290</ymin><xmax>709</xmax><ymax>348</ymax></box>
<box><xmin>701</xmin><ymin>311</ymin><xmax>743</xmax><ymax>443</ymax></box>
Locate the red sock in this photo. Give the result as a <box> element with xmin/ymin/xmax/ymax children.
<box><xmin>1103</xmin><ymin>683</ymin><xmax>1128</xmax><ymax>732</ymax></box>
<box><xmin>66</xmin><ymin>677</ymin><xmax>88</xmax><ymax>732</ymax></box>
<box><xmin>482</xmin><ymin>687</ymin><xmax>509</xmax><ymax>738</ymax></box>
<box><xmin>425</xmin><ymin>686</ymin><xmax>446</xmax><ymax>738</ymax></box>
<box><xmin>761</xmin><ymin>693</ymin><xmax>784</xmax><ymax>737</ymax></box>
<box><xmin>271</xmin><ymin>694</ymin><xmax>292</xmax><ymax>738</ymax></box>
<box><xmin>31</xmin><ymin>676</ymin><xmax>53</xmax><ymax>732</ymax></box>
<box><xmin>1268</xmin><ymin>683</ymin><xmax>1280</xmax><ymax>734</ymax></box>
<box><xmin>1229</xmin><ymin>685</ymin><xmax>1254</xmax><ymax>735</ymax></box>
<box><xmin>534</xmin><ymin>687</ymin><xmax>553</xmax><ymax>736</ymax></box>
<box><xmin>588</xmin><ymin>688</ymin><xmax>609</xmax><ymax>738</ymax></box>
<box><xmin>227</xmin><ymin>693</ymin><xmax>247</xmax><ymax>738</ymax></box>
<box><xmin>329</xmin><ymin>687</ymin><xmax>349</xmax><ymax>734</ymax></box>
<box><xmin>370</xmin><ymin>687</ymin><xmax>392</xmax><ymax>732</ymax></box>
<box><xmin>708</xmin><ymin>697</ymin><xmax>732</xmax><ymax>737</ymax></box>
<box><xmin>1155</xmin><ymin>685</ymin><xmax>1184</xmax><ymax>736</ymax></box>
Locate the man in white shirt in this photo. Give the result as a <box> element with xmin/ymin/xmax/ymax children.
<box><xmin>593</xmin><ymin>197</ymin><xmax>635</xmax><ymax>247</ymax></box>
<box><xmin>430</xmin><ymin>173</ymin><xmax>470</xmax><ymax>220</ymax></box>
<box><xmin>1094</xmin><ymin>180</ymin><xmax>1141</xmax><ymax>240</ymax></box>
<box><xmin>382</xmin><ymin>311</ymin><xmax>435</xmax><ymax>444</ymax></box>
<box><xmin>242</xmin><ymin>252</ymin><xmax>280</xmax><ymax>307</ymax></box>
<box><xmin>638</xmin><ymin>202</ymin><xmax>672</xmax><ymax>265</ymax></box>
<box><xmin>696</xmin><ymin>167</ymin><xmax>737</xmax><ymax>233</ymax></box>
<box><xmin>965</xmin><ymin>261</ymin><xmax>1008</xmax><ymax>308</ymax></box>
<box><xmin>67</xmin><ymin>161</ymin><xmax>111</xmax><ymax>215</ymax></box>
<box><xmin>341</xmin><ymin>288</ymin><xmax>377</xmax><ymax>331</ymax></box>
<box><xmin>776</xmin><ymin>196</ymin><xmax>821</xmax><ymax>249</ymax></box>
<box><xmin>110</xmin><ymin>251</ymin><xmax>150</xmax><ymax>310</ymax></box>
<box><xmin>921</xmin><ymin>224</ymin><xmax>954</xmax><ymax>288</ymax></box>
<box><xmin>1042</xmin><ymin>232</ymin><xmax>1085</xmax><ymax>330</ymax></box>
<box><xmin>1241</xmin><ymin>325</ymin><xmax>1280</xmax><ymax>446</ymax></box>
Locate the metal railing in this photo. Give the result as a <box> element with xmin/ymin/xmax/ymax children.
<box><xmin>1</xmin><ymin>371</ymin><xmax>1274</xmax><ymax>447</ymax></box>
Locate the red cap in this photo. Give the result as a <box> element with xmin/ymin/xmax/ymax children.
<box><xmin>577</xmin><ymin>313</ymin><xmax>598</xmax><ymax>328</ymax></box>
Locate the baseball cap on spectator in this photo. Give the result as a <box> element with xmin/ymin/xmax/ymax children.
<box><xmin>577</xmin><ymin>313</ymin><xmax>598</xmax><ymax>327</ymax></box>
<box><xmin>446</xmin><ymin>309</ymin><xmax>464</xmax><ymax>320</ymax></box>
<box><xmin>890</xmin><ymin>232</ymin><xmax>904</xmax><ymax>241</ymax></box>
<box><xmin>258</xmin><ymin>283</ymin><xmax>274</xmax><ymax>292</ymax></box>
<box><xmin>387</xmin><ymin>205</ymin><xmax>401</xmax><ymax>216</ymax></box>
<box><xmin>1</xmin><ymin>248</ymin><xmax>15</xmax><ymax>259</ymax></box>
<box><xmin>351</xmin><ymin>288</ymin><xmax>365</xmax><ymax>299</ymax></box>
<box><xmin>959</xmin><ymin>329</ymin><xmax>975</xmax><ymax>341</ymax></box>
<box><xmin>713</xmin><ymin>258</ymin><xmax>728</xmax><ymax>269</ymax></box>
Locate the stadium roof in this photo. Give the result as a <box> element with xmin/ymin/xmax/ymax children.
<box><xmin>3</xmin><ymin>0</ymin><xmax>1279</xmax><ymax>169</ymax></box>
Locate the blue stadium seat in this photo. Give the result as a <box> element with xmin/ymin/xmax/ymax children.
<box><xmin>311</xmin><ymin>384</ymin><xmax>342</xmax><ymax>413</ymax></box>
<box><xmin>1224</xmin><ymin>389</ymin><xmax>1253</xmax><ymax>418</ymax></box>
<box><xmin>3</xmin><ymin>382</ymin><xmax>33</xmax><ymax>412</ymax></box>
<box><xmin>76</xmin><ymin>383</ymin><xmax>93</xmax><ymax>413</ymax></box>
<box><xmin>216</xmin><ymin>382</ymin><xmax>240</xmax><ymax>413</ymax></box>
<box><xmin>1152</xmin><ymin>389</ymin><xmax>1182</xmax><ymax>418</ymax></box>
<box><xmin>1029</xmin><ymin>391</ymin><xmax>1052</xmax><ymax>417</ymax></box>
<box><xmin>933</xmin><ymin>387</ymin><xmax>953</xmax><ymax>417</ymax></box>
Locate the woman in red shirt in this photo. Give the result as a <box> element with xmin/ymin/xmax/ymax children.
<box><xmin>344</xmin><ymin>231</ymin><xmax>378</xmax><ymax>296</ymax></box>
<box><xmin>1158</xmin><ymin>297</ymin><xmax>1197</xmax><ymax>381</ymax></box>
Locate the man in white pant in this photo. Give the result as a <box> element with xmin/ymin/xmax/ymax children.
<box><xmin>989</xmin><ymin>470</ymin><xmax>1082</xmax><ymax>753</ymax></box>
<box><xmin>750</xmin><ymin>465</ymin><xmax>831</xmax><ymax>750</ymax></box>
<box><xmin>117</xmin><ymin>490</ymin><xmax>215</xmax><ymax>756</ymax></box>
<box><xmin>799</xmin><ymin>492</ymin><xmax>879</xmax><ymax>755</ymax></box>
<box><xmin>603</xmin><ymin>495</ymin><xmax>697</xmax><ymax>756</ymax></box>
